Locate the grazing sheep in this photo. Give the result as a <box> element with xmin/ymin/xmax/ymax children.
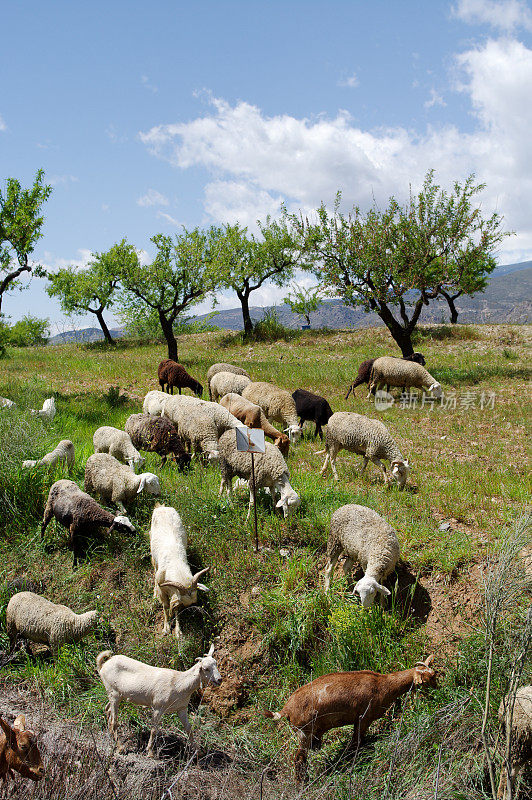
<box><xmin>498</xmin><ymin>685</ymin><xmax>532</xmax><ymax>800</ymax></box>
<box><xmin>319</xmin><ymin>412</ymin><xmax>410</xmax><ymax>488</ymax></box>
<box><xmin>0</xmin><ymin>397</ymin><xmax>15</xmax><ymax>410</ymax></box>
<box><xmin>96</xmin><ymin>645</ymin><xmax>221</xmax><ymax>756</ymax></box>
<box><xmin>368</xmin><ymin>357</ymin><xmax>441</xmax><ymax>399</ymax></box>
<box><xmin>219</xmin><ymin>393</ymin><xmax>290</xmax><ymax>455</ymax></box>
<box><xmin>125</xmin><ymin>413</ymin><xmax>191</xmax><ymax>468</ymax></box>
<box><xmin>93</xmin><ymin>426</ymin><xmax>145</xmax><ymax>471</ymax></box>
<box><xmin>206</xmin><ymin>363</ymin><xmax>251</xmax><ymax>400</ymax></box>
<box><xmin>158</xmin><ymin>359</ymin><xmax>203</xmax><ymax>397</ymax></box>
<box><xmin>217</xmin><ymin>429</ymin><xmax>300</xmax><ymax>519</ymax></box>
<box><xmin>30</xmin><ymin>397</ymin><xmax>56</xmax><ymax>421</ymax></box>
<box><xmin>0</xmin><ymin>715</ymin><xmax>44</xmax><ymax>785</ymax></box>
<box><xmin>210</xmin><ymin>371</ymin><xmax>252</xmax><ymax>403</ymax></box>
<box><xmin>149</xmin><ymin>505</ymin><xmax>209</xmax><ymax>638</ymax></box>
<box><xmin>22</xmin><ymin>439</ymin><xmax>75</xmax><ymax>470</ymax></box>
<box><xmin>85</xmin><ymin>453</ymin><xmax>160</xmax><ymax>512</ymax></box>
<box><xmin>324</xmin><ymin>505</ymin><xmax>400</xmax><ymax>607</ymax></box>
<box><xmin>345</xmin><ymin>353</ymin><xmax>426</xmax><ymax>398</ymax></box>
<box><xmin>292</xmin><ymin>389</ymin><xmax>333</xmax><ymax>440</ymax></box>
<box><xmin>162</xmin><ymin>396</ymin><xmax>240</xmax><ymax>459</ymax></box>
<box><xmin>143</xmin><ymin>389</ymin><xmax>170</xmax><ymax>417</ymax></box>
<box><xmin>41</xmin><ymin>479</ymin><xmax>136</xmax><ymax>566</ymax></box>
<box><xmin>265</xmin><ymin>656</ymin><xmax>436</xmax><ymax>783</ymax></box>
<box><xmin>242</xmin><ymin>382</ymin><xmax>302</xmax><ymax>442</ymax></box>
<box><xmin>6</xmin><ymin>591</ymin><xmax>98</xmax><ymax>651</ymax></box>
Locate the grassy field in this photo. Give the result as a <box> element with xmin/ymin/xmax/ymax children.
<box><xmin>0</xmin><ymin>323</ymin><xmax>530</xmax><ymax>799</ymax></box>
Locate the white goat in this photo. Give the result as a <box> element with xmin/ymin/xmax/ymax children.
<box><xmin>96</xmin><ymin>646</ymin><xmax>221</xmax><ymax>756</ymax></box>
<box><xmin>150</xmin><ymin>506</ymin><xmax>209</xmax><ymax>638</ymax></box>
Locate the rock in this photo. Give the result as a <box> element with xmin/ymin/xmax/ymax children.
<box><xmin>439</xmin><ymin>522</ymin><xmax>451</xmax><ymax>531</ymax></box>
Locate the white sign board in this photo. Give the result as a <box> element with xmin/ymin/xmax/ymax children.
<box><xmin>235</xmin><ymin>425</ymin><xmax>266</xmax><ymax>453</ymax></box>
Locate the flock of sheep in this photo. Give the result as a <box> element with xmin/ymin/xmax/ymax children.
<box><xmin>0</xmin><ymin>353</ymin><xmax>530</xmax><ymax>794</ymax></box>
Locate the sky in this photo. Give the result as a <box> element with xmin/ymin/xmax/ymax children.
<box><xmin>2</xmin><ymin>0</ymin><xmax>532</xmax><ymax>331</ymax></box>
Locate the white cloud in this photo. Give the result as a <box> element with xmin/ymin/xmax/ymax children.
<box><xmin>338</xmin><ymin>72</ymin><xmax>359</xmax><ymax>88</ymax></box>
<box><xmin>141</xmin><ymin>75</ymin><xmax>159</xmax><ymax>93</ymax></box>
<box><xmin>157</xmin><ymin>211</ymin><xmax>181</xmax><ymax>226</ymax></box>
<box><xmin>137</xmin><ymin>188</ymin><xmax>169</xmax><ymax>207</ymax></box>
<box><xmin>0</xmin><ymin>114</ymin><xmax>6</xmax><ymax>132</ymax></box>
<box><xmin>49</xmin><ymin>174</ymin><xmax>78</xmax><ymax>187</ymax></box>
<box><xmin>424</xmin><ymin>88</ymin><xmax>447</xmax><ymax>108</ymax></box>
<box><xmin>139</xmin><ymin>36</ymin><xmax>532</xmax><ymax>262</ymax></box>
<box><xmin>452</xmin><ymin>0</ymin><xmax>532</xmax><ymax>32</ymax></box>
<box><xmin>101</xmin><ymin>203</ymin><xmax>110</xmax><ymax>212</ymax></box>
<box><xmin>43</xmin><ymin>248</ymin><xmax>92</xmax><ymax>273</ymax></box>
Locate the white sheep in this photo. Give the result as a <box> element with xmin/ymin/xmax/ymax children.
<box><xmin>162</xmin><ymin>396</ymin><xmax>240</xmax><ymax>460</ymax></box>
<box><xmin>217</xmin><ymin>428</ymin><xmax>301</xmax><ymax>519</ymax></box>
<box><xmin>29</xmin><ymin>397</ymin><xmax>56</xmax><ymax>421</ymax></box>
<box><xmin>96</xmin><ymin>645</ymin><xmax>221</xmax><ymax>756</ymax></box>
<box><xmin>206</xmin><ymin>362</ymin><xmax>250</xmax><ymax>400</ymax></box>
<box><xmin>93</xmin><ymin>425</ymin><xmax>145</xmax><ymax>471</ymax></box>
<box><xmin>6</xmin><ymin>591</ymin><xmax>98</xmax><ymax>650</ymax></box>
<box><xmin>368</xmin><ymin>357</ymin><xmax>442</xmax><ymax>399</ymax></box>
<box><xmin>84</xmin><ymin>453</ymin><xmax>160</xmax><ymax>512</ymax></box>
<box><xmin>324</xmin><ymin>504</ymin><xmax>400</xmax><ymax>607</ymax></box>
<box><xmin>22</xmin><ymin>439</ymin><xmax>75</xmax><ymax>470</ymax></box>
<box><xmin>209</xmin><ymin>371</ymin><xmax>251</xmax><ymax>403</ymax></box>
<box><xmin>149</xmin><ymin>505</ymin><xmax>209</xmax><ymax>638</ymax></box>
<box><xmin>242</xmin><ymin>382</ymin><xmax>302</xmax><ymax>442</ymax></box>
<box><xmin>319</xmin><ymin>411</ymin><xmax>410</xmax><ymax>488</ymax></box>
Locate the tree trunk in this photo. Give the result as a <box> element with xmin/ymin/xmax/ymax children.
<box><xmin>372</xmin><ymin>301</ymin><xmax>415</xmax><ymax>357</ymax></box>
<box><xmin>94</xmin><ymin>309</ymin><xmax>115</xmax><ymax>345</ymax></box>
<box><xmin>159</xmin><ymin>310</ymin><xmax>179</xmax><ymax>361</ymax></box>
<box><xmin>239</xmin><ymin>293</ymin><xmax>254</xmax><ymax>337</ymax></box>
<box><xmin>440</xmin><ymin>290</ymin><xmax>460</xmax><ymax>324</ymax></box>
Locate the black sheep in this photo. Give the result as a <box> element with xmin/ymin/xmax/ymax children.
<box><xmin>292</xmin><ymin>389</ymin><xmax>333</xmax><ymax>440</ymax></box>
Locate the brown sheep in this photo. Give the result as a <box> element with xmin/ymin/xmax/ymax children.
<box><xmin>0</xmin><ymin>715</ymin><xmax>44</xmax><ymax>786</ymax></box>
<box><xmin>265</xmin><ymin>656</ymin><xmax>436</xmax><ymax>783</ymax></box>
<box><xmin>157</xmin><ymin>360</ymin><xmax>203</xmax><ymax>397</ymax></box>
<box><xmin>219</xmin><ymin>393</ymin><xmax>290</xmax><ymax>456</ymax></box>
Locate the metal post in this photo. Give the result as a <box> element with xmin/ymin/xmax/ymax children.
<box><xmin>251</xmin><ymin>451</ymin><xmax>258</xmax><ymax>552</ymax></box>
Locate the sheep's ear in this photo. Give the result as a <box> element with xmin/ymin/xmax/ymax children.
<box><xmin>137</xmin><ymin>475</ymin><xmax>147</xmax><ymax>493</ymax></box>
<box><xmin>376</xmin><ymin>584</ymin><xmax>391</xmax><ymax>596</ymax></box>
<box><xmin>275</xmin><ymin>498</ymin><xmax>286</xmax><ymax>509</ymax></box>
<box><xmin>0</xmin><ymin>717</ymin><xmax>16</xmax><ymax>746</ymax></box>
<box><xmin>12</xmin><ymin>715</ymin><xmax>26</xmax><ymax>732</ymax></box>
<box><xmin>196</xmin><ymin>583</ymin><xmax>209</xmax><ymax>592</ymax></box>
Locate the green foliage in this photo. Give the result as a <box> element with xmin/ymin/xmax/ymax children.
<box><xmin>283</xmin><ymin>282</ymin><xmax>322</xmax><ymax>326</ymax></box>
<box><xmin>290</xmin><ymin>171</ymin><xmax>509</xmax><ymax>353</ymax></box>
<box><xmin>250</xmin><ymin>308</ymin><xmax>298</xmax><ymax>342</ymax></box>
<box><xmin>0</xmin><ymin>169</ymin><xmax>52</xmax><ymax>312</ymax></box>
<box><xmin>8</xmin><ymin>314</ymin><xmax>50</xmax><ymax>347</ymax></box>
<box><xmin>0</xmin><ymin>315</ymin><xmax>10</xmax><ymax>357</ymax></box>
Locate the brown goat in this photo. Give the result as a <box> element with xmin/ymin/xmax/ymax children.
<box><xmin>219</xmin><ymin>394</ymin><xmax>290</xmax><ymax>456</ymax></box>
<box><xmin>265</xmin><ymin>656</ymin><xmax>436</xmax><ymax>782</ymax></box>
<box><xmin>0</xmin><ymin>715</ymin><xmax>44</xmax><ymax>786</ymax></box>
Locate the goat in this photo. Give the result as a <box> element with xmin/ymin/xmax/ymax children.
<box><xmin>265</xmin><ymin>656</ymin><xmax>436</xmax><ymax>782</ymax></box>
<box><xmin>96</xmin><ymin>645</ymin><xmax>221</xmax><ymax>756</ymax></box>
<box><xmin>0</xmin><ymin>715</ymin><xmax>44</xmax><ymax>786</ymax></box>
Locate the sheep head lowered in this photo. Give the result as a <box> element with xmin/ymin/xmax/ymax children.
<box><xmin>161</xmin><ymin>567</ymin><xmax>210</xmax><ymax>611</ymax></box>
<box><xmin>137</xmin><ymin>473</ymin><xmax>161</xmax><ymax>495</ymax></box>
<box><xmin>390</xmin><ymin>459</ymin><xmax>410</xmax><ymax>489</ymax></box>
<box><xmin>108</xmin><ymin>515</ymin><xmax>136</xmax><ymax>534</ymax></box>
<box><xmin>284</xmin><ymin>424</ymin><xmax>302</xmax><ymax>443</ymax></box>
<box><xmin>354</xmin><ymin>575</ymin><xmax>391</xmax><ymax>608</ymax></box>
<box><xmin>0</xmin><ymin>715</ymin><xmax>44</xmax><ymax>783</ymax></box>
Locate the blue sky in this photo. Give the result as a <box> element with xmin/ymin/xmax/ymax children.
<box><xmin>2</xmin><ymin>0</ymin><xmax>532</xmax><ymax>330</ymax></box>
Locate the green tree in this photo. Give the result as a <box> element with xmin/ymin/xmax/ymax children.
<box><xmin>0</xmin><ymin>170</ymin><xmax>52</xmax><ymax>314</ymax></box>
<box><xmin>216</xmin><ymin>219</ymin><xmax>306</xmax><ymax>337</ymax></box>
<box><xmin>117</xmin><ymin>227</ymin><xmax>222</xmax><ymax>360</ymax></box>
<box><xmin>284</xmin><ymin>283</ymin><xmax>323</xmax><ymax>327</ymax></box>
<box><xmin>291</xmin><ymin>172</ymin><xmax>508</xmax><ymax>355</ymax></box>
<box><xmin>46</xmin><ymin>239</ymin><xmax>136</xmax><ymax>345</ymax></box>
<box><xmin>9</xmin><ymin>315</ymin><xmax>50</xmax><ymax>347</ymax></box>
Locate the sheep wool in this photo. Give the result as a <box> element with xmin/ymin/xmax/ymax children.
<box><xmin>320</xmin><ymin>411</ymin><xmax>409</xmax><ymax>487</ymax></box>
<box><xmin>209</xmin><ymin>371</ymin><xmax>251</xmax><ymax>403</ymax></box>
<box><xmin>206</xmin><ymin>363</ymin><xmax>250</xmax><ymax>400</ymax></box>
<box><xmin>125</xmin><ymin>413</ymin><xmax>190</xmax><ymax>468</ymax></box>
<box><xmin>325</xmin><ymin>504</ymin><xmax>400</xmax><ymax>607</ymax></box>
<box><xmin>22</xmin><ymin>439</ymin><xmax>75</xmax><ymax>470</ymax></box>
<box><xmin>242</xmin><ymin>382</ymin><xmax>302</xmax><ymax>442</ymax></box>
<box><xmin>369</xmin><ymin>357</ymin><xmax>441</xmax><ymax>398</ymax></box>
<box><xmin>93</xmin><ymin>426</ymin><xmax>145</xmax><ymax>470</ymax></box>
<box><xmin>219</xmin><ymin>394</ymin><xmax>290</xmax><ymax>455</ymax></box>
<box><xmin>6</xmin><ymin>591</ymin><xmax>98</xmax><ymax>649</ymax></box>
<box><xmin>85</xmin><ymin>453</ymin><xmax>160</xmax><ymax>511</ymax></box>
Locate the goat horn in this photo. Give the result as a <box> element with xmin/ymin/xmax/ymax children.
<box><xmin>191</xmin><ymin>568</ymin><xmax>209</xmax><ymax>586</ymax></box>
<box><xmin>160</xmin><ymin>581</ymin><xmax>188</xmax><ymax>592</ymax></box>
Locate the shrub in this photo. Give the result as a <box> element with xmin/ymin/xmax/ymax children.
<box><xmin>8</xmin><ymin>315</ymin><xmax>50</xmax><ymax>347</ymax></box>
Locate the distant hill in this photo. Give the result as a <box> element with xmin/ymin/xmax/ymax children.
<box><xmin>47</xmin><ymin>261</ymin><xmax>531</xmax><ymax>343</ymax></box>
